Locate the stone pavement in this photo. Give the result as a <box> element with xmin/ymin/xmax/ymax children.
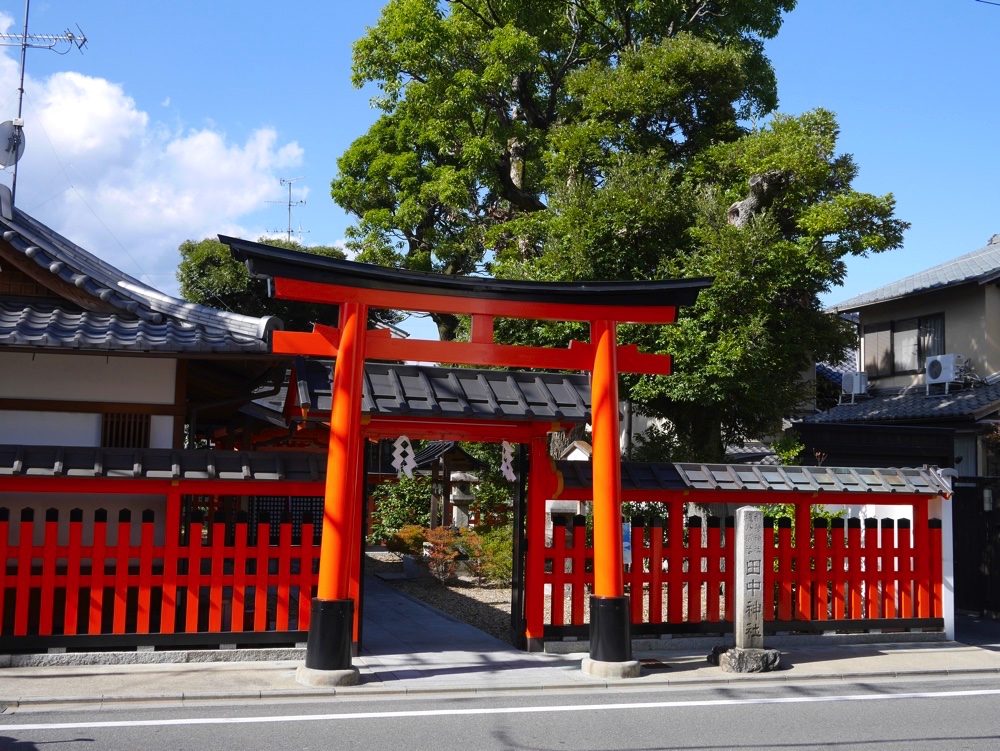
<box><xmin>3</xmin><ymin>577</ymin><xmax>1000</xmax><ymax>711</ymax></box>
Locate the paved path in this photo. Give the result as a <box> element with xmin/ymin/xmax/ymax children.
<box><xmin>3</xmin><ymin>579</ymin><xmax>1000</xmax><ymax>710</ymax></box>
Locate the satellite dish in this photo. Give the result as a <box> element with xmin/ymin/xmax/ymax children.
<box><xmin>0</xmin><ymin>121</ymin><xmax>25</xmax><ymax>167</ymax></box>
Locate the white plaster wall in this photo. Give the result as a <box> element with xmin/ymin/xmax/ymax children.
<box><xmin>150</xmin><ymin>415</ymin><xmax>175</xmax><ymax>449</ymax></box>
<box><xmin>0</xmin><ymin>352</ymin><xmax>176</xmax><ymax>403</ymax></box>
<box><xmin>0</xmin><ymin>410</ymin><xmax>101</xmax><ymax>446</ymax></box>
<box><xmin>0</xmin><ymin>492</ymin><xmax>167</xmax><ymax>546</ymax></box>
<box><xmin>819</xmin><ymin>503</ymin><xmax>914</xmax><ymax>522</ymax></box>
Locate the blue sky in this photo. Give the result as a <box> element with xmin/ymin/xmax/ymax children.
<box><xmin>1</xmin><ymin>1</ymin><xmax>998</xmax><ymax>330</ymax></box>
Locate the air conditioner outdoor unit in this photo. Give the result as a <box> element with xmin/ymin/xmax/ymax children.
<box><xmin>838</xmin><ymin>371</ymin><xmax>869</xmax><ymax>404</ymax></box>
<box><xmin>926</xmin><ymin>354</ymin><xmax>964</xmax><ymax>385</ymax></box>
<box><xmin>841</xmin><ymin>371</ymin><xmax>868</xmax><ymax>396</ymax></box>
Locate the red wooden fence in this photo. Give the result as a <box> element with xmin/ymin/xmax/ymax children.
<box><xmin>0</xmin><ymin>507</ymin><xmax>320</xmax><ymax>644</ymax></box>
<box><xmin>542</xmin><ymin>507</ymin><xmax>943</xmax><ymax>637</ymax></box>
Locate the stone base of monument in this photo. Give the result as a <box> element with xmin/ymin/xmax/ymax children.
<box><xmin>581</xmin><ymin>656</ymin><xmax>642</xmax><ymax>679</ymax></box>
<box><xmin>296</xmin><ymin>665</ymin><xmax>360</xmax><ymax>687</ymax></box>
<box><xmin>712</xmin><ymin>646</ymin><xmax>781</xmax><ymax>673</ymax></box>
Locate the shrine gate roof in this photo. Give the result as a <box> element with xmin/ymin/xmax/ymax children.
<box><xmin>223</xmin><ymin>237</ymin><xmax>710</xmax><ymax>310</ymax></box>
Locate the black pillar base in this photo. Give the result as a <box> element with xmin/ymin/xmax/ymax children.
<box><xmin>304</xmin><ymin>598</ymin><xmax>354</xmax><ymax>671</ymax></box>
<box><xmin>588</xmin><ymin>595</ymin><xmax>632</xmax><ymax>663</ymax></box>
<box><xmin>525</xmin><ymin>637</ymin><xmax>544</xmax><ymax>653</ymax></box>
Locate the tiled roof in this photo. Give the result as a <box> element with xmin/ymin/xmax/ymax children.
<box><xmin>412</xmin><ymin>441</ymin><xmax>489</xmax><ymax>470</ymax></box>
<box><xmin>0</xmin><ymin>195</ymin><xmax>276</xmax><ymax>353</ymax></box>
<box><xmin>363</xmin><ymin>363</ymin><xmax>591</xmax><ymax>422</ymax></box>
<box><xmin>830</xmin><ymin>237</ymin><xmax>1000</xmax><ymax>311</ymax></box>
<box><xmin>1</xmin><ymin>444</ymin><xmax>951</xmax><ymax>497</ymax></box>
<box><xmin>0</xmin><ymin>301</ymin><xmax>268</xmax><ymax>353</ymax></box>
<box><xmin>557</xmin><ymin>460</ymin><xmax>950</xmax><ymax>497</ymax></box>
<box><xmin>253</xmin><ymin>357</ymin><xmax>593</xmax><ymax>424</ymax></box>
<box><xmin>0</xmin><ymin>445</ymin><xmax>323</xmax><ymax>482</ymax></box>
<box><xmin>805</xmin><ymin>381</ymin><xmax>1000</xmax><ymax>424</ymax></box>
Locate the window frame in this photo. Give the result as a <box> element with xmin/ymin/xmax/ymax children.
<box><xmin>863</xmin><ymin>313</ymin><xmax>944</xmax><ymax>378</ymax></box>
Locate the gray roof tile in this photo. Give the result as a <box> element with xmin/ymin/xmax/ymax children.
<box><xmin>805</xmin><ymin>381</ymin><xmax>1000</xmax><ymax>424</ymax></box>
<box><xmin>831</xmin><ymin>237</ymin><xmax>1000</xmax><ymax>311</ymax></box>
<box><xmin>0</xmin><ymin>301</ymin><xmax>269</xmax><ymax>353</ymax></box>
<box><xmin>1</xmin><ymin>444</ymin><xmax>950</xmax><ymax>497</ymax></box>
<box><xmin>0</xmin><ymin>199</ymin><xmax>275</xmax><ymax>353</ymax></box>
<box><xmin>0</xmin><ymin>445</ymin><xmax>323</xmax><ymax>482</ymax></box>
<box><xmin>258</xmin><ymin>358</ymin><xmax>593</xmax><ymax>423</ymax></box>
<box><xmin>556</xmin><ymin>460</ymin><xmax>950</xmax><ymax>497</ymax></box>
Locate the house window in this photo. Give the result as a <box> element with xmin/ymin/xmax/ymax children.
<box><xmin>101</xmin><ymin>412</ymin><xmax>152</xmax><ymax>448</ymax></box>
<box><xmin>864</xmin><ymin>314</ymin><xmax>944</xmax><ymax>377</ymax></box>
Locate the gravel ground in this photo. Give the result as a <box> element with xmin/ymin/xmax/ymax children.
<box><xmin>365</xmin><ymin>552</ymin><xmax>515</xmax><ymax>644</ymax></box>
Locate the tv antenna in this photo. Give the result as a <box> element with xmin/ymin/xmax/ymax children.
<box><xmin>268</xmin><ymin>176</ymin><xmax>306</xmax><ymax>242</ymax></box>
<box><xmin>0</xmin><ymin>0</ymin><xmax>87</xmax><ymax>205</ymax></box>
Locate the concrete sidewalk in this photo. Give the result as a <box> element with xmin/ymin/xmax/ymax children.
<box><xmin>3</xmin><ymin>578</ymin><xmax>1000</xmax><ymax>711</ymax></box>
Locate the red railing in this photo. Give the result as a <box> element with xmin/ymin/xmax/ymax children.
<box><xmin>0</xmin><ymin>507</ymin><xmax>320</xmax><ymax>644</ymax></box>
<box><xmin>542</xmin><ymin>506</ymin><xmax>943</xmax><ymax>637</ymax></box>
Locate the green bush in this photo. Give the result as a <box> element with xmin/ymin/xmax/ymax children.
<box><xmin>478</xmin><ymin>525</ymin><xmax>514</xmax><ymax>586</ymax></box>
<box><xmin>386</xmin><ymin>524</ymin><xmax>427</xmax><ymax>555</ymax></box>
<box><xmin>367</xmin><ymin>476</ymin><xmax>432</xmax><ymax>545</ymax></box>
<box><xmin>469</xmin><ymin>478</ymin><xmax>513</xmax><ymax>530</ymax></box>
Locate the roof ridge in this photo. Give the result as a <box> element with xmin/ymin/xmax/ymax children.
<box><xmin>1</xmin><ymin>206</ymin><xmax>276</xmax><ymax>342</ymax></box>
<box><xmin>831</xmin><ymin>239</ymin><xmax>1000</xmax><ymax>312</ymax></box>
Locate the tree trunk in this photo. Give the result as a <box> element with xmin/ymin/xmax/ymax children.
<box><xmin>727</xmin><ymin>170</ymin><xmax>790</xmax><ymax>228</ymax></box>
<box><xmin>433</xmin><ymin>312</ymin><xmax>461</xmax><ymax>342</ymax></box>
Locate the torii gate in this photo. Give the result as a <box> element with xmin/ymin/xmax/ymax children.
<box><xmin>225</xmin><ymin>236</ymin><xmax>711</xmax><ymax>684</ymax></box>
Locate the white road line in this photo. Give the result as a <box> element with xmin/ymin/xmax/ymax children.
<box><xmin>5</xmin><ymin>688</ymin><xmax>1000</xmax><ymax>732</ymax></box>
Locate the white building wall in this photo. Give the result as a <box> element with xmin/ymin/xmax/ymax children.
<box><xmin>0</xmin><ymin>352</ymin><xmax>178</xmax><ymax>448</ymax></box>
<box><xmin>0</xmin><ymin>410</ymin><xmax>101</xmax><ymax>446</ymax></box>
<box><xmin>0</xmin><ymin>352</ymin><xmax>176</xmax><ymax>403</ymax></box>
<box><xmin>0</xmin><ymin>492</ymin><xmax>168</xmax><ymax>546</ymax></box>
<box><xmin>150</xmin><ymin>415</ymin><xmax>175</xmax><ymax>449</ymax></box>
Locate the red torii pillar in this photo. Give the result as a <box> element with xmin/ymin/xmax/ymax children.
<box><xmin>589</xmin><ymin>319</ymin><xmax>629</xmax><ymax>665</ymax></box>
<box><xmin>224</xmin><ymin>235</ymin><xmax>710</xmax><ymax>682</ymax></box>
<box><xmin>304</xmin><ymin>302</ymin><xmax>368</xmax><ymax>676</ymax></box>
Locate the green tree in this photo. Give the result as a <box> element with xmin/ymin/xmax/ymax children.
<box><xmin>176</xmin><ymin>236</ymin><xmax>346</xmax><ymax>331</ymax></box>
<box><xmin>333</xmin><ymin>2</ymin><xmax>908</xmax><ymax>463</ymax></box>
<box><xmin>367</xmin><ymin>475</ymin><xmax>433</xmax><ymax>545</ymax></box>
<box><xmin>495</xmin><ymin>109</ymin><xmax>905</xmax><ymax>461</ymax></box>
<box><xmin>333</xmin><ymin>0</ymin><xmax>796</xmax><ymax>340</ymax></box>
<box><xmin>622</xmin><ymin>110</ymin><xmax>907</xmax><ymax>460</ymax></box>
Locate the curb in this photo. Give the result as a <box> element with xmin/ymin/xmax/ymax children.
<box><xmin>5</xmin><ymin>661</ymin><xmax>999</xmax><ymax>711</ymax></box>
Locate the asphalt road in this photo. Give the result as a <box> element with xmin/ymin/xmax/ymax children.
<box><xmin>2</xmin><ymin>675</ymin><xmax>1000</xmax><ymax>751</ymax></box>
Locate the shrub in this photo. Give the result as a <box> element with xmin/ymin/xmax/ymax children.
<box><xmin>478</xmin><ymin>525</ymin><xmax>514</xmax><ymax>586</ymax></box>
<box><xmin>386</xmin><ymin>524</ymin><xmax>426</xmax><ymax>555</ymax></box>
<box><xmin>469</xmin><ymin>479</ymin><xmax>513</xmax><ymax>530</ymax></box>
<box><xmin>458</xmin><ymin>528</ymin><xmax>488</xmax><ymax>584</ymax></box>
<box><xmin>367</xmin><ymin>476</ymin><xmax>432</xmax><ymax>545</ymax></box>
<box><xmin>423</xmin><ymin>526</ymin><xmax>460</xmax><ymax>582</ymax></box>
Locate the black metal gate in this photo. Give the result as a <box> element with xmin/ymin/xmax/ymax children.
<box><xmin>953</xmin><ymin>476</ymin><xmax>1000</xmax><ymax>615</ymax></box>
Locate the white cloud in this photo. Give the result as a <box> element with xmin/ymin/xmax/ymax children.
<box><xmin>0</xmin><ymin>44</ymin><xmax>303</xmax><ymax>296</ymax></box>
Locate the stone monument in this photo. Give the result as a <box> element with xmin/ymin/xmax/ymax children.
<box><xmin>718</xmin><ymin>506</ymin><xmax>781</xmax><ymax>673</ymax></box>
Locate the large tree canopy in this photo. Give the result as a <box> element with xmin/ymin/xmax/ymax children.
<box><xmin>332</xmin><ymin>1</ymin><xmax>908</xmax><ymax>461</ymax></box>
<box><xmin>176</xmin><ymin>236</ymin><xmax>347</xmax><ymax>331</ymax></box>
<box><xmin>333</xmin><ymin>0</ymin><xmax>795</xmax><ymax>340</ymax></box>
<box><xmin>497</xmin><ymin>108</ymin><xmax>907</xmax><ymax>460</ymax></box>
